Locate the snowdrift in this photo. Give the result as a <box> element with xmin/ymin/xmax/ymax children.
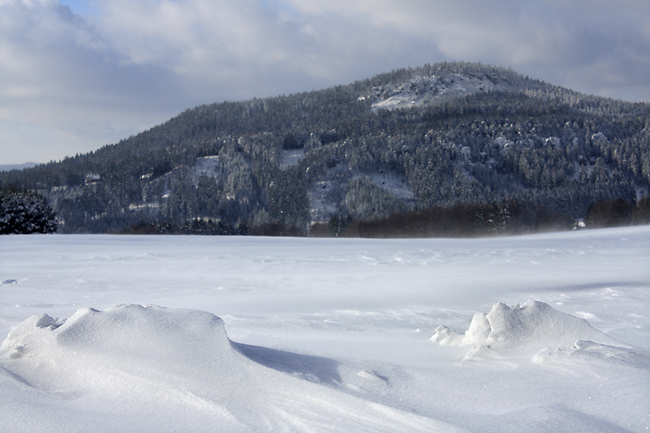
<box><xmin>432</xmin><ymin>301</ymin><xmax>627</xmax><ymax>358</ymax></box>
<box><xmin>1</xmin><ymin>228</ymin><xmax>649</xmax><ymax>433</ymax></box>
<box><xmin>0</xmin><ymin>304</ymin><xmax>461</xmax><ymax>433</ymax></box>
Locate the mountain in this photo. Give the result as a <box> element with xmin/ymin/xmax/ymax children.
<box><xmin>0</xmin><ymin>162</ymin><xmax>38</xmax><ymax>172</ymax></box>
<box><xmin>1</xmin><ymin>62</ymin><xmax>649</xmax><ymax>235</ymax></box>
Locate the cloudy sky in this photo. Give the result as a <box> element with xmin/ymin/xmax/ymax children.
<box><xmin>2</xmin><ymin>0</ymin><xmax>649</xmax><ymax>165</ymax></box>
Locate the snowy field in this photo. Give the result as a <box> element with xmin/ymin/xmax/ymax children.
<box><xmin>1</xmin><ymin>227</ymin><xmax>649</xmax><ymax>432</ymax></box>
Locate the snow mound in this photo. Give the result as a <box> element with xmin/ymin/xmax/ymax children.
<box><xmin>1</xmin><ymin>304</ymin><xmax>239</xmax><ymax>393</ymax></box>
<box><xmin>1</xmin><ymin>305</ymin><xmax>459</xmax><ymax>432</ymax></box>
<box><xmin>432</xmin><ymin>301</ymin><xmax>624</xmax><ymax>357</ymax></box>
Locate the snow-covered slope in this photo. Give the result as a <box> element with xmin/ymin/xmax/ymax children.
<box><xmin>1</xmin><ymin>226</ymin><xmax>649</xmax><ymax>432</ymax></box>
<box><xmin>370</xmin><ymin>72</ymin><xmax>506</xmax><ymax>111</ymax></box>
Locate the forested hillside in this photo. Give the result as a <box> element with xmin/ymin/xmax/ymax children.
<box><xmin>2</xmin><ymin>62</ymin><xmax>649</xmax><ymax>235</ymax></box>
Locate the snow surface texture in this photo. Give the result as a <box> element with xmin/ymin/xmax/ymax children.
<box><xmin>1</xmin><ymin>226</ymin><xmax>649</xmax><ymax>432</ymax></box>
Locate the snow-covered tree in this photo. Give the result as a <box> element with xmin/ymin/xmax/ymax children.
<box><xmin>0</xmin><ymin>190</ymin><xmax>58</xmax><ymax>234</ymax></box>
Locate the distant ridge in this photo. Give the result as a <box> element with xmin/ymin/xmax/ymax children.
<box><xmin>0</xmin><ymin>162</ymin><xmax>38</xmax><ymax>172</ymax></box>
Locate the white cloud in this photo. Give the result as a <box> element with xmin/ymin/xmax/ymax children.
<box><xmin>0</xmin><ymin>0</ymin><xmax>189</xmax><ymax>162</ymax></box>
<box><xmin>1</xmin><ymin>0</ymin><xmax>649</xmax><ymax>164</ymax></box>
<box><xmin>282</xmin><ymin>0</ymin><xmax>650</xmax><ymax>97</ymax></box>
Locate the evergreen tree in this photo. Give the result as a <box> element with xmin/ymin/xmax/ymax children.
<box><xmin>0</xmin><ymin>190</ymin><xmax>58</xmax><ymax>234</ymax></box>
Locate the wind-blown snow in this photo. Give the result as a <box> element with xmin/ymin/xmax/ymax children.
<box><xmin>1</xmin><ymin>226</ymin><xmax>649</xmax><ymax>432</ymax></box>
<box><xmin>432</xmin><ymin>300</ymin><xmax>624</xmax><ymax>357</ymax></box>
<box><xmin>1</xmin><ymin>305</ymin><xmax>450</xmax><ymax>432</ymax></box>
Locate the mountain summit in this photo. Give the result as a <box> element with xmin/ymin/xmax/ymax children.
<box><xmin>2</xmin><ymin>62</ymin><xmax>649</xmax><ymax>235</ymax></box>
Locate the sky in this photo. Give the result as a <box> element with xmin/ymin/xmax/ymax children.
<box><xmin>1</xmin><ymin>0</ymin><xmax>650</xmax><ymax>165</ymax></box>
